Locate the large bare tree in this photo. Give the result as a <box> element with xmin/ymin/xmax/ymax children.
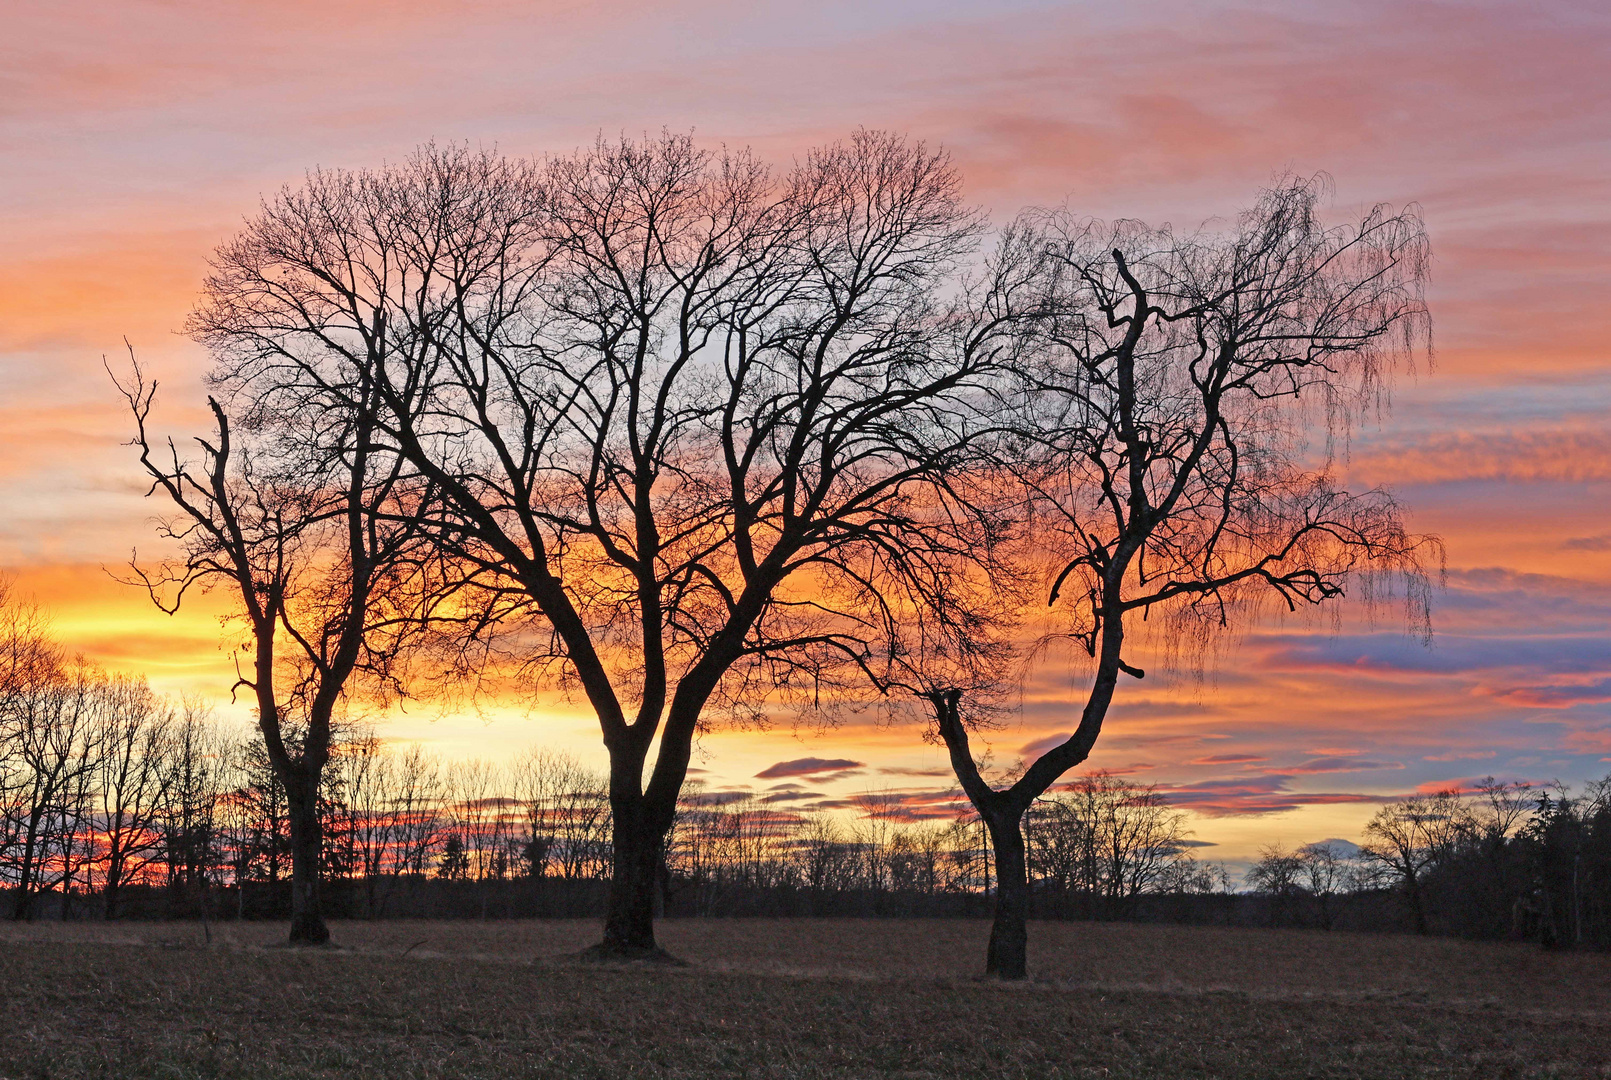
<box><xmin>184</xmin><ymin>132</ymin><xmax>1031</xmax><ymax>956</ymax></box>
<box><xmin>928</xmin><ymin>178</ymin><xmax>1440</xmax><ymax>978</ymax></box>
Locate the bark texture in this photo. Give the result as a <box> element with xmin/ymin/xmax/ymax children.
<box><xmin>286</xmin><ymin>776</ymin><xmax>329</xmax><ymax>945</ymax></box>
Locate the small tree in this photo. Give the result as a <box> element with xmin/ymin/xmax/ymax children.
<box><xmin>1296</xmin><ymin>841</ymin><xmax>1358</xmax><ymax>930</ymax></box>
<box><xmin>2</xmin><ymin>655</ymin><xmax>104</xmax><ymax>922</ymax></box>
<box><xmin>94</xmin><ymin>677</ymin><xmax>176</xmax><ymax>919</ymax></box>
<box><xmin>1247</xmin><ymin>843</ymin><xmax>1308</xmax><ymax>927</ymax></box>
<box><xmin>1361</xmin><ymin>789</ymin><xmax>1471</xmax><ymax>934</ymax></box>
<box><xmin>156</xmin><ymin>705</ymin><xmax>224</xmax><ymax>920</ymax></box>
<box><xmin>931</xmin><ymin>177</ymin><xmax>1438</xmax><ymax>977</ymax></box>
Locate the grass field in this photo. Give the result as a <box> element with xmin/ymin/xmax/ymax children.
<box><xmin>3</xmin><ymin>918</ymin><xmax>1609</xmax><ymax>1079</ymax></box>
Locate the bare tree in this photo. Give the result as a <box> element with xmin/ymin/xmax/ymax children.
<box><xmin>2</xmin><ymin>656</ymin><xmax>104</xmax><ymax>921</ymax></box>
<box><xmin>43</xmin><ymin>676</ymin><xmax>104</xmax><ymax>921</ymax></box>
<box><xmin>443</xmin><ymin>757</ymin><xmax>523</xmax><ymax>907</ymax></box>
<box><xmin>511</xmin><ymin>748</ymin><xmax>609</xmax><ymax>881</ymax></box>
<box><xmin>932</xmin><ymin>177</ymin><xmax>1438</xmax><ymax>977</ymax></box>
<box><xmin>1361</xmin><ymin>789</ymin><xmax>1472</xmax><ymax>934</ymax></box>
<box><xmin>792</xmin><ymin>812</ymin><xmax>864</xmax><ymax>901</ymax></box>
<box><xmin>114</xmin><ymin>343</ymin><xmax>433</xmax><ymax>943</ymax></box>
<box><xmin>215</xmin><ymin>754</ymin><xmax>267</xmax><ymax>920</ymax></box>
<box><xmin>0</xmin><ymin>587</ymin><xmax>57</xmax><ymax>915</ymax></box>
<box><xmin>1028</xmin><ymin>771</ymin><xmax>1196</xmax><ymax>917</ymax></box>
<box><xmin>157</xmin><ymin>703</ymin><xmax>225</xmax><ymax>921</ymax></box>
<box><xmin>384</xmin><ymin>743</ymin><xmax>446</xmax><ymax>882</ymax></box>
<box><xmin>1472</xmin><ymin>776</ymin><xmax>1535</xmax><ymax>848</ymax></box>
<box><xmin>333</xmin><ymin>729</ymin><xmax>402</xmax><ymax>916</ymax></box>
<box><xmin>182</xmin><ymin>132</ymin><xmax>1023</xmax><ymax>957</ymax></box>
<box><xmin>223</xmin><ymin>734</ymin><xmax>291</xmax><ymax>893</ymax></box>
<box><xmin>1247</xmin><ymin>843</ymin><xmax>1309</xmax><ymax>927</ymax></box>
<box><xmin>1296</xmin><ymin>840</ymin><xmax>1359</xmax><ymax>930</ymax></box>
<box><xmin>1247</xmin><ymin>844</ymin><xmax>1306</xmax><ymax>894</ymax></box>
<box><xmin>93</xmin><ymin>676</ymin><xmax>176</xmax><ymax>918</ymax></box>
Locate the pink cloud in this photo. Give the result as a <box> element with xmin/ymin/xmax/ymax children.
<box><xmin>1349</xmin><ymin>430</ymin><xmax>1611</xmax><ymax>487</ymax></box>
<box><xmin>756</xmin><ymin>757</ymin><xmax>865</xmax><ymax>779</ymax></box>
<box><xmin>1153</xmin><ymin>775</ymin><xmax>1392</xmax><ymax>817</ymax></box>
<box><xmin>1276</xmin><ymin>757</ymin><xmax>1405</xmax><ymax>776</ymax></box>
<box><xmin>1191</xmin><ymin>754</ymin><xmax>1269</xmax><ymax>765</ymax></box>
<box><xmin>1564</xmin><ymin>729</ymin><xmax>1611</xmax><ymax>755</ymax></box>
<box><xmin>1489</xmin><ymin>680</ymin><xmax>1611</xmax><ymax>709</ymax></box>
<box><xmin>1020</xmin><ymin>732</ymin><xmax>1073</xmax><ymax>757</ymax></box>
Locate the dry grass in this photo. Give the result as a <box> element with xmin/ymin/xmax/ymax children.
<box><xmin>2</xmin><ymin>918</ymin><xmax>1608</xmax><ymax>1078</ymax></box>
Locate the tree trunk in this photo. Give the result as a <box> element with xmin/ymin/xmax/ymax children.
<box><xmin>599</xmin><ymin>796</ymin><xmax>662</xmax><ymax>957</ymax></box>
<box><xmin>11</xmin><ymin>827</ymin><xmax>39</xmax><ymax>921</ymax></box>
<box><xmin>103</xmin><ymin>851</ymin><xmax>123</xmax><ymax>920</ymax></box>
<box><xmin>984</xmin><ymin>809</ymin><xmax>1030</xmax><ymax>980</ymax></box>
<box><xmin>1404</xmin><ymin>873</ymin><xmax>1428</xmax><ymax>936</ymax></box>
<box><xmin>286</xmin><ymin>777</ymin><xmax>329</xmax><ymax>945</ymax></box>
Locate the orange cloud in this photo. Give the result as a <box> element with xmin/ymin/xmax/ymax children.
<box><xmin>1349</xmin><ymin>430</ymin><xmax>1611</xmax><ymax>487</ymax></box>
<box><xmin>5</xmin><ymin>0</ymin><xmax>1611</xmax><ymax>865</ymax></box>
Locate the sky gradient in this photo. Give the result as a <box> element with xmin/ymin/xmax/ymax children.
<box><xmin>4</xmin><ymin>0</ymin><xmax>1610</xmax><ymax>861</ymax></box>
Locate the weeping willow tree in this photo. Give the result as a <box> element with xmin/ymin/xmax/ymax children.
<box><xmin>926</xmin><ymin>176</ymin><xmax>1442</xmax><ymax>979</ymax></box>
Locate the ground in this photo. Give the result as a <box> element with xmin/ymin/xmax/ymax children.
<box><xmin>2</xmin><ymin>919</ymin><xmax>1608</xmax><ymax>1079</ymax></box>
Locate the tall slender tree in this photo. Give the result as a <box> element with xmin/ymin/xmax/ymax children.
<box><xmin>2</xmin><ymin>656</ymin><xmax>103</xmax><ymax>922</ymax></box>
<box><xmin>115</xmin><ymin>341</ymin><xmax>433</xmax><ymax>943</ymax></box>
<box><xmin>93</xmin><ymin>676</ymin><xmax>176</xmax><ymax>919</ymax></box>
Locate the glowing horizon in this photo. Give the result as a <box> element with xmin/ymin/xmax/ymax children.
<box><xmin>5</xmin><ymin>0</ymin><xmax>1611</xmax><ymax>865</ymax></box>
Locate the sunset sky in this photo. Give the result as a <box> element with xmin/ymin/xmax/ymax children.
<box><xmin>3</xmin><ymin>0</ymin><xmax>1609</xmax><ymax>863</ymax></box>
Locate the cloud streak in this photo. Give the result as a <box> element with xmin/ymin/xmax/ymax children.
<box><xmin>756</xmin><ymin>758</ymin><xmax>866</xmax><ymax>779</ymax></box>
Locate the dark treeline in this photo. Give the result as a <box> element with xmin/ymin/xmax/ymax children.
<box><xmin>1244</xmin><ymin>778</ymin><xmax>1611</xmax><ymax>948</ymax></box>
<box><xmin>14</xmin><ymin>594</ymin><xmax>1611</xmax><ymax>949</ymax></box>
<box><xmin>1</xmin><ymin>626</ymin><xmax>1235</xmax><ymax>921</ymax></box>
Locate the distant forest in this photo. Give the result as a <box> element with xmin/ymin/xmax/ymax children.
<box><xmin>5</xmin><ymin>651</ymin><xmax>1609</xmax><ymax>948</ymax></box>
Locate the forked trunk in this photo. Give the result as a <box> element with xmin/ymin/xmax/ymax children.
<box><xmin>984</xmin><ymin>810</ymin><xmax>1030</xmax><ymax>980</ymax></box>
<box><xmin>286</xmin><ymin>777</ymin><xmax>329</xmax><ymax>945</ymax></box>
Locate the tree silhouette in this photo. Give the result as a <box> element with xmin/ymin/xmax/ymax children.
<box><xmin>180</xmin><ymin>133</ymin><xmax>1032</xmax><ymax>957</ymax></box>
<box><xmin>115</xmin><ymin>346</ymin><xmax>433</xmax><ymax>944</ymax></box>
<box><xmin>931</xmin><ymin>177</ymin><xmax>1439</xmax><ymax>978</ymax></box>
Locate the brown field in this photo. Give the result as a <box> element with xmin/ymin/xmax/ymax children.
<box><xmin>3</xmin><ymin>919</ymin><xmax>1609</xmax><ymax>1079</ymax></box>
